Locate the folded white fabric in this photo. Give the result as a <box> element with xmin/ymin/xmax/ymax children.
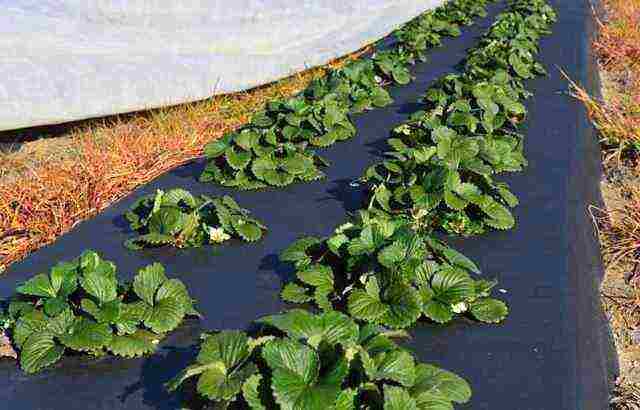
<box><xmin>0</xmin><ymin>0</ymin><xmax>444</xmax><ymax>131</ymax></box>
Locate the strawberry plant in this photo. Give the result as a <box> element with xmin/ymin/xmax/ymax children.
<box><xmin>0</xmin><ymin>250</ymin><xmax>198</xmax><ymax>373</ymax></box>
<box><xmin>279</xmin><ymin>210</ymin><xmax>508</xmax><ymax>328</ymax></box>
<box><xmin>124</xmin><ymin>188</ymin><xmax>266</xmax><ymax>249</ymax></box>
<box><xmin>200</xmin><ymin>0</ymin><xmax>495</xmax><ymax>190</ymax></box>
<box><xmin>364</xmin><ymin>119</ymin><xmax>521</xmax><ymax>235</ymax></box>
<box><xmin>306</xmin><ymin>59</ymin><xmax>393</xmax><ymax>114</ymax></box>
<box><xmin>464</xmin><ymin>0</ymin><xmax>556</xmax><ymax>91</ymax></box>
<box><xmin>200</xmin><ymin>97</ymin><xmax>344</xmax><ymax>189</ymax></box>
<box><xmin>167</xmin><ymin>310</ymin><xmax>472</xmax><ymax>409</ymax></box>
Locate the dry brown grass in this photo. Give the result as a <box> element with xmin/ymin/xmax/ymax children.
<box><xmin>573</xmin><ymin>80</ymin><xmax>640</xmax><ymax>164</ymax></box>
<box><xmin>611</xmin><ymin>379</ymin><xmax>640</xmax><ymax>410</ymax></box>
<box><xmin>596</xmin><ymin>173</ymin><xmax>640</xmax><ymax>406</ymax></box>
<box><xmin>571</xmin><ymin>0</ymin><xmax>640</xmax><ymax>163</ymax></box>
<box><xmin>594</xmin><ymin>0</ymin><xmax>640</xmax><ymax>73</ymax></box>
<box><xmin>580</xmin><ymin>1</ymin><xmax>640</xmax><ymax>406</ymax></box>
<box><xmin>0</xmin><ymin>50</ymin><xmax>367</xmax><ymax>271</ymax></box>
<box><xmin>596</xmin><ymin>175</ymin><xmax>640</xmax><ymax>274</ymax></box>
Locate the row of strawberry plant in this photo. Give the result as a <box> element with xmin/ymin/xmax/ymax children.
<box><xmin>165</xmin><ymin>1</ymin><xmax>557</xmax><ymax>408</ymax></box>
<box><xmin>365</xmin><ymin>0</ymin><xmax>557</xmax><ymax>236</ymax></box>
<box><xmin>199</xmin><ymin>0</ymin><xmax>495</xmax><ymax>190</ymax></box>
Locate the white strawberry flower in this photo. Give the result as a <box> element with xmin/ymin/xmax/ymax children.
<box><xmin>208</xmin><ymin>226</ymin><xmax>231</xmax><ymax>243</ymax></box>
<box><xmin>451</xmin><ymin>302</ymin><xmax>468</xmax><ymax>314</ymax></box>
<box><xmin>394</xmin><ymin>124</ymin><xmax>412</xmax><ymax>135</ymax></box>
<box><xmin>335</xmin><ymin>222</ymin><xmax>354</xmax><ymax>233</ymax></box>
<box><xmin>345</xmin><ymin>346</ymin><xmax>359</xmax><ymax>362</ymax></box>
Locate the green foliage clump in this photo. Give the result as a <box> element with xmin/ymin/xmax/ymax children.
<box><xmin>200</xmin><ymin>0</ymin><xmax>495</xmax><ymax>190</ymax></box>
<box><xmin>167</xmin><ymin>310</ymin><xmax>472</xmax><ymax>409</ymax></box>
<box><xmin>363</xmin><ymin>0</ymin><xmax>557</xmax><ymax>237</ymax></box>
<box><xmin>199</xmin><ymin>98</ymin><xmax>340</xmax><ymax>189</ymax></box>
<box><xmin>124</xmin><ymin>188</ymin><xmax>266</xmax><ymax>250</ymax></box>
<box><xmin>1</xmin><ymin>250</ymin><xmax>198</xmax><ymax>373</ymax></box>
<box><xmin>279</xmin><ymin>210</ymin><xmax>508</xmax><ymax>328</ymax></box>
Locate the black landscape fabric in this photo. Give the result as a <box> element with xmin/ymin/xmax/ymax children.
<box><xmin>0</xmin><ymin>1</ymin><xmax>615</xmax><ymax>409</ymax></box>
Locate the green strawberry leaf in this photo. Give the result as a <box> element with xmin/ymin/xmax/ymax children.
<box><xmin>362</xmin><ymin>349</ymin><xmax>416</xmax><ymax>387</ymax></box>
<box><xmin>50</xmin><ymin>262</ymin><xmax>79</xmax><ymax>298</ymax></box>
<box><xmin>348</xmin><ymin>278</ymin><xmax>388</xmax><ymax>323</ymax></box>
<box><xmin>58</xmin><ymin>318</ymin><xmax>112</xmax><ymax>352</ymax></box>
<box><xmin>16</xmin><ymin>274</ymin><xmax>57</xmax><ymax>298</ymax></box>
<box><xmin>383</xmin><ymin>386</ymin><xmax>418</xmax><ymax>410</ymax></box>
<box><xmin>262</xmin><ymin>169</ymin><xmax>296</xmax><ymax>187</ymax></box>
<box><xmin>80</xmin><ymin>264</ymin><xmax>118</xmax><ymax>305</ymax></box>
<box><xmin>258</xmin><ymin>309</ymin><xmax>358</xmax><ymax>349</ymax></box>
<box><xmin>155</xmin><ymin>279</ymin><xmax>198</xmax><ymax>317</ymax></box>
<box><xmin>144</xmin><ymin>296</ymin><xmax>185</xmax><ymax>334</ymax></box>
<box><xmin>422</xmin><ymin>299</ymin><xmax>454</xmax><ymax>324</ymax></box>
<box><xmin>204</xmin><ymin>134</ymin><xmax>233</xmax><ymax>158</ymax></box>
<box><xmin>225</xmin><ymin>147</ymin><xmax>252</xmax><ymax>170</ymax></box>
<box><xmin>166</xmin><ymin>331</ymin><xmax>262</xmax><ymax>403</ymax></box>
<box><xmin>233</xmin><ymin>219</ymin><xmax>263</xmax><ymax>242</ymax></box>
<box><xmin>109</xmin><ymin>329</ymin><xmax>160</xmax><ymax>358</ymax></box>
<box><xmin>470</xmin><ymin>298</ymin><xmax>508</xmax><ymax>323</ymax></box>
<box><xmin>280</xmin><ymin>237</ymin><xmax>321</xmax><ymax>264</ymax></box>
<box><xmin>410</xmin><ymin>363</ymin><xmax>472</xmax><ymax>404</ymax></box>
<box><xmin>148</xmin><ymin>207</ymin><xmax>185</xmax><ymax>235</ymax></box>
<box><xmin>116</xmin><ymin>301</ymin><xmax>151</xmax><ymax>335</ymax></box>
<box><xmin>133</xmin><ymin>263</ymin><xmax>168</xmax><ymax>306</ymax></box>
<box><xmin>262</xmin><ymin>339</ymin><xmax>346</xmax><ymax>410</ymax></box>
<box><xmin>378</xmin><ymin>241</ymin><xmax>407</xmax><ymax>269</ymax></box>
<box><xmin>198</xmin><ymin>362</ymin><xmax>257</xmax><ymax>402</ymax></box>
<box><xmin>335</xmin><ymin>388</ymin><xmax>358</xmax><ymax>410</ymax></box>
<box><xmin>14</xmin><ymin>310</ymin><xmax>47</xmax><ymax>349</ymax></box>
<box><xmin>380</xmin><ymin>282</ymin><xmax>422</xmax><ymax>329</ymax></box>
<box><xmin>430</xmin><ymin>267</ymin><xmax>475</xmax><ymax>304</ymax></box>
<box><xmin>43</xmin><ymin>297</ymin><xmax>69</xmax><ymax>317</ymax></box>
<box><xmin>281</xmin><ymin>283</ymin><xmax>313</xmax><ymax>304</ymax></box>
<box><xmin>20</xmin><ymin>332</ymin><xmax>65</xmax><ymax>374</ymax></box>
<box><xmin>242</xmin><ymin>373</ymin><xmax>266</xmax><ymax>410</ymax></box>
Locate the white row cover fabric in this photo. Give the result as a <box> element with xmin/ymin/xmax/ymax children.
<box><xmin>0</xmin><ymin>0</ymin><xmax>445</xmax><ymax>131</ymax></box>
